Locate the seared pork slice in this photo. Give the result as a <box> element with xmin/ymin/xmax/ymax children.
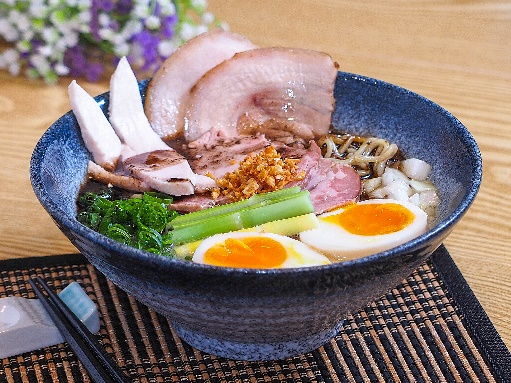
<box><xmin>184</xmin><ymin>47</ymin><xmax>338</xmax><ymax>142</ymax></box>
<box><xmin>123</xmin><ymin>150</ymin><xmax>216</xmax><ymax>196</ymax></box>
<box><xmin>180</xmin><ymin>129</ymin><xmax>270</xmax><ymax>178</ymax></box>
<box><xmin>87</xmin><ymin>161</ymin><xmax>151</xmax><ymax>192</ymax></box>
<box><xmin>145</xmin><ymin>28</ymin><xmax>257</xmax><ymax>140</ymax></box>
<box><xmin>68</xmin><ymin>81</ymin><xmax>122</xmax><ymax>171</ymax></box>
<box><xmin>287</xmin><ymin>141</ymin><xmax>361</xmax><ymax>214</ymax></box>
<box><xmin>109</xmin><ymin>57</ymin><xmax>169</xmax><ymax>153</ymax></box>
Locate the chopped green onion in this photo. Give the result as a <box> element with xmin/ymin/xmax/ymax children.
<box><xmin>77</xmin><ymin>189</ymin><xmax>178</xmax><ymax>256</ymax></box>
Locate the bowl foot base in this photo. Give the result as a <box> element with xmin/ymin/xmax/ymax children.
<box><xmin>171</xmin><ymin>319</ymin><xmax>345</xmax><ymax>361</ymax></box>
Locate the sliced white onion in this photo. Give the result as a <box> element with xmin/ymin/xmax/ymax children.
<box><xmin>362</xmin><ymin>177</ymin><xmax>382</xmax><ymax>194</ymax></box>
<box><xmin>409</xmin><ymin>193</ymin><xmax>420</xmax><ymax>206</ymax></box>
<box><xmin>384</xmin><ymin>180</ymin><xmax>412</xmax><ymax>202</ymax></box>
<box><xmin>400</xmin><ymin>158</ymin><xmax>431</xmax><ymax>181</ymax></box>
<box><xmin>381</xmin><ymin>167</ymin><xmax>410</xmax><ymax>187</ymax></box>
<box><xmin>419</xmin><ymin>189</ymin><xmax>440</xmax><ymax>210</ymax></box>
<box><xmin>368</xmin><ymin>187</ymin><xmax>388</xmax><ymax>199</ymax></box>
<box><xmin>409</xmin><ymin>179</ymin><xmax>436</xmax><ymax>193</ymax></box>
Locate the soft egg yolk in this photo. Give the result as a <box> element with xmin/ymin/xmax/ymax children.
<box><xmin>203</xmin><ymin>236</ymin><xmax>287</xmax><ymax>268</ymax></box>
<box><xmin>323</xmin><ymin>203</ymin><xmax>415</xmax><ymax>236</ymax></box>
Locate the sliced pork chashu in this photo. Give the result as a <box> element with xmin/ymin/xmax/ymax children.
<box><xmin>145</xmin><ymin>28</ymin><xmax>257</xmax><ymax>140</ymax></box>
<box><xmin>184</xmin><ymin>47</ymin><xmax>338</xmax><ymax>142</ymax></box>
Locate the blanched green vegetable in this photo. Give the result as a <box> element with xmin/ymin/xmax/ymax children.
<box><xmin>171</xmin><ymin>186</ymin><xmax>301</xmax><ymax>229</ymax></box>
<box><xmin>77</xmin><ymin>189</ymin><xmax>178</xmax><ymax>256</ymax></box>
<box><xmin>171</xmin><ymin>189</ymin><xmax>314</xmax><ymax>245</ymax></box>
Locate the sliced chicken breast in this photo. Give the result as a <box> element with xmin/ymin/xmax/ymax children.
<box><xmin>68</xmin><ymin>80</ymin><xmax>122</xmax><ymax>171</ymax></box>
<box><xmin>109</xmin><ymin>57</ymin><xmax>169</xmax><ymax>153</ymax></box>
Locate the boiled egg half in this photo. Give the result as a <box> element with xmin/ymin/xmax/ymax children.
<box><xmin>192</xmin><ymin>232</ymin><xmax>331</xmax><ymax>269</ymax></box>
<box><xmin>299</xmin><ymin>199</ymin><xmax>428</xmax><ymax>261</ymax></box>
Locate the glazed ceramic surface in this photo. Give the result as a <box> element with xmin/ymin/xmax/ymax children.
<box><xmin>30</xmin><ymin>72</ymin><xmax>482</xmax><ymax>360</ymax></box>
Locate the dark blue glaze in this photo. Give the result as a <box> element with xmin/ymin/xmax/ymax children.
<box><xmin>30</xmin><ymin>73</ymin><xmax>482</xmax><ymax>360</ymax></box>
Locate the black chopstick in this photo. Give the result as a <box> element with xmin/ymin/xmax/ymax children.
<box><xmin>28</xmin><ymin>277</ymin><xmax>131</xmax><ymax>383</ymax></box>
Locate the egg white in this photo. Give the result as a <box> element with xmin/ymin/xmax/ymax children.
<box><xmin>299</xmin><ymin>199</ymin><xmax>428</xmax><ymax>261</ymax></box>
<box><xmin>192</xmin><ymin>232</ymin><xmax>331</xmax><ymax>268</ymax></box>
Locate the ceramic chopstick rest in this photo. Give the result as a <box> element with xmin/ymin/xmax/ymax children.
<box><xmin>0</xmin><ymin>281</ymin><xmax>100</xmax><ymax>359</ymax></box>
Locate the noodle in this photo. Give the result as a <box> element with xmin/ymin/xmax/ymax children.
<box><xmin>318</xmin><ymin>133</ymin><xmax>399</xmax><ymax>178</ymax></box>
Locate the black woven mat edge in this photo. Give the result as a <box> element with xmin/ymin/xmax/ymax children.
<box><xmin>2</xmin><ymin>246</ymin><xmax>511</xmax><ymax>381</ymax></box>
<box><xmin>430</xmin><ymin>246</ymin><xmax>511</xmax><ymax>382</ymax></box>
<box><xmin>0</xmin><ymin>253</ymin><xmax>87</xmax><ymax>271</ymax></box>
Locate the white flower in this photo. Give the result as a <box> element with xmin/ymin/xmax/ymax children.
<box><xmin>123</xmin><ymin>19</ymin><xmax>143</xmax><ymax>37</ymax></box>
<box><xmin>38</xmin><ymin>45</ymin><xmax>54</xmax><ymax>57</ymax></box>
<box><xmin>54</xmin><ymin>63</ymin><xmax>70</xmax><ymax>75</ymax></box>
<box><xmin>7</xmin><ymin>61</ymin><xmax>21</xmax><ymax>76</ymax></box>
<box><xmin>145</xmin><ymin>15</ymin><xmax>161</xmax><ymax>30</ymax></box>
<box><xmin>0</xmin><ymin>19</ymin><xmax>18</xmax><ymax>42</ymax></box>
<box><xmin>192</xmin><ymin>0</ymin><xmax>207</xmax><ymax>9</ymax></box>
<box><xmin>195</xmin><ymin>25</ymin><xmax>208</xmax><ymax>36</ymax></box>
<box><xmin>42</xmin><ymin>27</ymin><xmax>59</xmax><ymax>44</ymax></box>
<box><xmin>21</xmin><ymin>29</ymin><xmax>35</xmax><ymax>42</ymax></box>
<box><xmin>133</xmin><ymin>3</ymin><xmax>151</xmax><ymax>19</ymax></box>
<box><xmin>114</xmin><ymin>43</ymin><xmax>130</xmax><ymax>57</ymax></box>
<box><xmin>179</xmin><ymin>22</ymin><xmax>196</xmax><ymax>41</ymax></box>
<box><xmin>158</xmin><ymin>40</ymin><xmax>176</xmax><ymax>57</ymax></box>
<box><xmin>201</xmin><ymin>12</ymin><xmax>215</xmax><ymax>25</ymax></box>
<box><xmin>99</xmin><ymin>28</ymin><xmax>115</xmax><ymax>41</ymax></box>
<box><xmin>0</xmin><ymin>52</ymin><xmax>21</xmax><ymax>75</ymax></box>
<box><xmin>78</xmin><ymin>10</ymin><xmax>91</xmax><ymax>26</ymax></box>
<box><xmin>0</xmin><ymin>49</ymin><xmax>19</xmax><ymax>66</ymax></box>
<box><xmin>28</xmin><ymin>2</ymin><xmax>49</xmax><ymax>18</ymax></box>
<box><xmin>13</xmin><ymin>14</ymin><xmax>31</xmax><ymax>33</ymax></box>
<box><xmin>1</xmin><ymin>27</ymin><xmax>19</xmax><ymax>43</ymax></box>
<box><xmin>159</xmin><ymin>0</ymin><xmax>176</xmax><ymax>16</ymax></box>
<box><xmin>30</xmin><ymin>53</ymin><xmax>51</xmax><ymax>73</ymax></box>
<box><xmin>0</xmin><ymin>0</ymin><xmax>223</xmax><ymax>84</ymax></box>
<box><xmin>98</xmin><ymin>13</ymin><xmax>111</xmax><ymax>27</ymax></box>
<box><xmin>111</xmin><ymin>33</ymin><xmax>127</xmax><ymax>46</ymax></box>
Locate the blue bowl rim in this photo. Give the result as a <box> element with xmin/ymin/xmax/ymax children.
<box><xmin>30</xmin><ymin>71</ymin><xmax>482</xmax><ymax>278</ymax></box>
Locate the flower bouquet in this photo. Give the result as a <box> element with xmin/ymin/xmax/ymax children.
<box><xmin>0</xmin><ymin>0</ymin><xmax>221</xmax><ymax>84</ymax></box>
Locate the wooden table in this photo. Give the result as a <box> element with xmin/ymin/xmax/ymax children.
<box><xmin>1</xmin><ymin>0</ymin><xmax>510</xmax><ymax>352</ymax></box>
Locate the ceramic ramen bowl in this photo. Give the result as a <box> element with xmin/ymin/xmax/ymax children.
<box><xmin>30</xmin><ymin>72</ymin><xmax>482</xmax><ymax>361</ymax></box>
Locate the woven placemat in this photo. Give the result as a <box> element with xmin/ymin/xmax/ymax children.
<box><xmin>1</xmin><ymin>245</ymin><xmax>510</xmax><ymax>383</ymax></box>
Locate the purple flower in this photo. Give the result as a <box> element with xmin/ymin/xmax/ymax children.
<box><xmin>162</xmin><ymin>15</ymin><xmax>178</xmax><ymax>39</ymax></box>
<box><xmin>97</xmin><ymin>0</ymin><xmax>115</xmax><ymax>12</ymax></box>
<box><xmin>64</xmin><ymin>45</ymin><xmax>87</xmax><ymax>75</ymax></box>
<box><xmin>133</xmin><ymin>30</ymin><xmax>161</xmax><ymax>70</ymax></box>
<box><xmin>115</xmin><ymin>0</ymin><xmax>133</xmax><ymax>14</ymax></box>
<box><xmin>85</xmin><ymin>62</ymin><xmax>104</xmax><ymax>82</ymax></box>
<box><xmin>64</xmin><ymin>45</ymin><xmax>105</xmax><ymax>82</ymax></box>
<box><xmin>0</xmin><ymin>0</ymin><xmax>220</xmax><ymax>83</ymax></box>
<box><xmin>89</xmin><ymin>1</ymin><xmax>101</xmax><ymax>41</ymax></box>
